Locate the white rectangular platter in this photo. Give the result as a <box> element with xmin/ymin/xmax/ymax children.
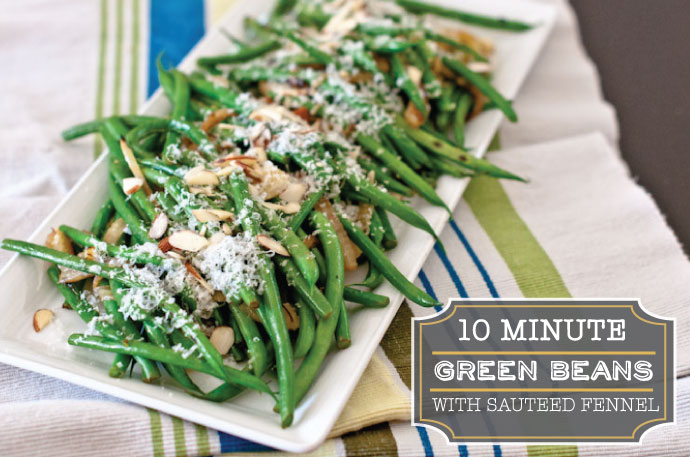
<box><xmin>0</xmin><ymin>0</ymin><xmax>555</xmax><ymax>452</ymax></box>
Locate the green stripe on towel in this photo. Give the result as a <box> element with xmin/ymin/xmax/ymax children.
<box><xmin>464</xmin><ymin>175</ymin><xmax>571</xmax><ymax>298</ymax></box>
<box><xmin>147</xmin><ymin>409</ymin><xmax>165</xmax><ymax>457</ymax></box>
<box><xmin>171</xmin><ymin>416</ymin><xmax>188</xmax><ymax>457</ymax></box>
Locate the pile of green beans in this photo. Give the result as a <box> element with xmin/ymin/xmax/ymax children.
<box><xmin>2</xmin><ymin>0</ymin><xmax>530</xmax><ymax>427</ymax></box>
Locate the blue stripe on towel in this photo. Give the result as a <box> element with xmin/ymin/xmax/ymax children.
<box><xmin>148</xmin><ymin>0</ymin><xmax>205</xmax><ymax>95</ymax></box>
<box><xmin>449</xmin><ymin>220</ymin><xmax>499</xmax><ymax>298</ymax></box>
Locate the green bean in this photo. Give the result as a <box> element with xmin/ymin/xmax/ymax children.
<box><xmin>295</xmin><ymin>212</ymin><xmax>343</xmax><ymax>403</ymax></box>
<box><xmin>107</xmin><ymin>173</ymin><xmax>154</xmax><ymax>244</ymax></box>
<box><xmin>339</xmin><ymin>216</ymin><xmax>439</xmax><ymax>307</ymax></box>
<box><xmin>287</xmin><ymin>189</ymin><xmax>325</xmax><ymax>232</ymax></box>
<box><xmin>276</xmin><ymin>258</ymin><xmax>332</xmax><ymax>319</ymax></box>
<box><xmin>390</xmin><ymin>53</ymin><xmax>426</xmax><ymax>116</ymax></box>
<box><xmin>109</xmin><ymin>354</ymin><xmax>133</xmax><ymax>378</ymax></box>
<box><xmin>296</xmin><ymin>3</ymin><xmax>331</xmax><ymax>29</ymax></box>
<box><xmin>142</xmin><ymin>321</ymin><xmax>201</xmax><ymax>393</ymax></box>
<box><xmin>452</xmin><ymin>91</ymin><xmax>473</xmax><ymax>147</ymax></box>
<box><xmin>382</xmin><ymin>124</ymin><xmax>432</xmax><ymax>170</ymax></box>
<box><xmin>67</xmin><ymin>334</ymin><xmax>275</xmax><ymax>397</ymax></box>
<box><xmin>198</xmin><ymin>40</ymin><xmax>281</xmax><ymax>66</ymax></box>
<box><xmin>229</xmin><ymin>304</ymin><xmax>268</xmax><ymax>376</ymax></box>
<box><xmin>435</xmin><ymin>83</ymin><xmax>457</xmax><ymax>131</ymax></box>
<box><xmin>106</xmin><ymin>281</ymin><xmax>162</xmax><ymax>383</ymax></box>
<box><xmin>90</xmin><ymin>200</ymin><xmax>115</xmax><ymax>239</ymax></box>
<box><xmin>102</xmin><ymin>122</ymin><xmax>158</xmax><ymax>223</ymax></box>
<box><xmin>375</xmin><ymin>207</ymin><xmax>398</xmax><ymax>250</ymax></box>
<box><xmin>357</xmin><ymin>157</ymin><xmax>413</xmax><ymax>197</ymax></box>
<box><xmin>411</xmin><ymin>42</ymin><xmax>442</xmax><ymax>98</ymax></box>
<box><xmin>62</xmin><ymin>119</ymin><xmax>105</xmax><ymax>141</ymax></box>
<box><xmin>354</xmin><ymin>209</ymin><xmax>385</xmax><ymax>290</ymax></box>
<box><xmin>253</xmin><ymin>201</ymin><xmax>319</xmax><ymax>289</ymax></box>
<box><xmin>357</xmin><ymin>133</ymin><xmax>450</xmax><ymax>215</ymax></box>
<box><xmin>395</xmin><ymin>0</ymin><xmax>533</xmax><ymax>31</ymax></box>
<box><xmin>343</xmin><ymin>287</ymin><xmax>390</xmax><ymax>308</ymax></box>
<box><xmin>293</xmin><ymin>300</ymin><xmax>315</xmax><ymax>359</ymax></box>
<box><xmin>60</xmin><ymin>225</ymin><xmax>164</xmax><ymax>266</ymax></box>
<box><xmin>334</xmin><ymin>160</ymin><xmax>440</xmax><ymax>243</ymax></box>
<box><xmin>424</xmin><ymin>31</ymin><xmax>488</xmax><ymax>63</ymax></box>
<box><xmin>229</xmin><ymin>172</ymin><xmax>294</xmax><ymax>427</ymax></box>
<box><xmin>442</xmin><ymin>57</ymin><xmax>517</xmax><ymax>122</ymax></box>
<box><xmin>2</xmin><ymin>239</ymin><xmax>144</xmax><ymax>286</ymax></box>
<box><xmin>395</xmin><ymin>115</ymin><xmax>525</xmax><ymax>181</ymax></box>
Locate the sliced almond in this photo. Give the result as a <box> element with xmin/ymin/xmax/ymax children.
<box><xmin>200</xmin><ymin>108</ymin><xmax>234</xmax><ymax>132</ymax></box>
<box><xmin>33</xmin><ymin>309</ymin><xmax>54</xmax><ymax>332</ymax></box>
<box><xmin>191</xmin><ymin>208</ymin><xmax>234</xmax><ymax>223</ymax></box>
<box><xmin>404</xmin><ymin>100</ymin><xmax>426</xmax><ymax>129</ymax></box>
<box><xmin>184</xmin><ymin>167</ymin><xmax>220</xmax><ymax>187</ymax></box>
<box><xmin>251</xmin><ymin>146</ymin><xmax>267</xmax><ymax>163</ymax></box>
<box><xmin>257</xmin><ymin>234</ymin><xmax>289</xmax><ymax>256</ymax></box>
<box><xmin>122</xmin><ymin>177</ymin><xmax>144</xmax><ymax>195</ymax></box>
<box><xmin>103</xmin><ymin>218</ymin><xmax>127</xmax><ymax>245</ymax></box>
<box><xmin>222</xmin><ymin>223</ymin><xmax>233</xmax><ymax>235</ymax></box>
<box><xmin>279</xmin><ymin>182</ymin><xmax>308</xmax><ymax>203</ymax></box>
<box><xmin>263</xmin><ymin>200</ymin><xmax>301</xmax><ymax>214</ymax></box>
<box><xmin>95</xmin><ymin>285</ymin><xmax>114</xmax><ymax>301</ymax></box>
<box><xmin>158</xmin><ymin>236</ymin><xmax>173</xmax><ymax>253</ymax></box>
<box><xmin>282</xmin><ymin>303</ymin><xmax>300</xmax><ymax>331</ymax></box>
<box><xmin>58</xmin><ymin>267</ymin><xmax>93</xmax><ymax>284</ymax></box>
<box><xmin>303</xmin><ymin>234</ymin><xmax>318</xmax><ymax>249</ymax></box>
<box><xmin>148</xmin><ymin>213</ymin><xmax>169</xmax><ymax>240</ymax></box>
<box><xmin>92</xmin><ymin>275</ymin><xmax>103</xmax><ymax>289</ymax></box>
<box><xmin>407</xmin><ymin>65</ymin><xmax>423</xmax><ymax>87</ymax></box>
<box><xmin>46</xmin><ymin>228</ymin><xmax>73</xmax><ymax>254</ymax></box>
<box><xmin>189</xmin><ymin>186</ymin><xmax>216</xmax><ymax>196</ymax></box>
<box><xmin>466</xmin><ymin>61</ymin><xmax>492</xmax><ymax>74</ymax></box>
<box><xmin>209</xmin><ymin>326</ymin><xmax>235</xmax><ymax>355</ymax></box>
<box><xmin>169</xmin><ymin>230</ymin><xmax>209</xmax><ymax>252</ymax></box>
<box><xmin>185</xmin><ymin>263</ymin><xmax>214</xmax><ymax>292</ymax></box>
<box><xmin>212</xmin><ymin>154</ymin><xmax>257</xmax><ymax>167</ymax></box>
<box><xmin>120</xmin><ymin>138</ymin><xmax>151</xmax><ymax>196</ymax></box>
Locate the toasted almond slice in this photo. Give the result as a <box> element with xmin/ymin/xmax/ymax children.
<box><xmin>120</xmin><ymin>138</ymin><xmax>151</xmax><ymax>196</ymax></box>
<box><xmin>261</xmin><ymin>201</ymin><xmax>300</xmax><ymax>214</ymax></box>
<box><xmin>407</xmin><ymin>65</ymin><xmax>423</xmax><ymax>87</ymax></box>
<box><xmin>210</xmin><ymin>326</ymin><xmax>235</xmax><ymax>355</ymax></box>
<box><xmin>212</xmin><ymin>154</ymin><xmax>257</xmax><ymax>167</ymax></box>
<box><xmin>78</xmin><ymin>247</ymin><xmax>100</xmax><ymax>262</ymax></box>
<box><xmin>251</xmin><ymin>146</ymin><xmax>267</xmax><ymax>163</ymax></box>
<box><xmin>148</xmin><ymin>213</ymin><xmax>169</xmax><ymax>240</ymax></box>
<box><xmin>279</xmin><ymin>182</ymin><xmax>308</xmax><ymax>203</ymax></box>
<box><xmin>222</xmin><ymin>223</ymin><xmax>233</xmax><ymax>235</ymax></box>
<box><xmin>103</xmin><ymin>218</ymin><xmax>127</xmax><ymax>245</ymax></box>
<box><xmin>58</xmin><ymin>266</ymin><xmax>93</xmax><ymax>284</ymax></box>
<box><xmin>184</xmin><ymin>168</ymin><xmax>220</xmax><ymax>187</ymax></box>
<box><xmin>189</xmin><ymin>186</ymin><xmax>217</xmax><ymax>196</ymax></box>
<box><xmin>95</xmin><ymin>285</ymin><xmax>114</xmax><ymax>301</ymax></box>
<box><xmin>404</xmin><ymin>100</ymin><xmax>426</xmax><ymax>129</ymax></box>
<box><xmin>303</xmin><ymin>234</ymin><xmax>318</xmax><ymax>249</ymax></box>
<box><xmin>466</xmin><ymin>61</ymin><xmax>492</xmax><ymax>73</ymax></box>
<box><xmin>169</xmin><ymin>230</ymin><xmax>209</xmax><ymax>252</ymax></box>
<box><xmin>257</xmin><ymin>234</ymin><xmax>289</xmax><ymax>256</ymax></box>
<box><xmin>122</xmin><ymin>177</ymin><xmax>144</xmax><ymax>195</ymax></box>
<box><xmin>185</xmin><ymin>262</ymin><xmax>214</xmax><ymax>292</ymax></box>
<box><xmin>46</xmin><ymin>228</ymin><xmax>73</xmax><ymax>254</ymax></box>
<box><xmin>282</xmin><ymin>303</ymin><xmax>300</xmax><ymax>331</ymax></box>
<box><xmin>158</xmin><ymin>236</ymin><xmax>173</xmax><ymax>253</ymax></box>
<box><xmin>201</xmin><ymin>108</ymin><xmax>234</xmax><ymax>132</ymax></box>
<box><xmin>191</xmin><ymin>209</ymin><xmax>234</xmax><ymax>223</ymax></box>
<box><xmin>33</xmin><ymin>309</ymin><xmax>54</xmax><ymax>332</ymax></box>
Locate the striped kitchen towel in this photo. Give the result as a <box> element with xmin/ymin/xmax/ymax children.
<box><xmin>2</xmin><ymin>0</ymin><xmax>689</xmax><ymax>456</ymax></box>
